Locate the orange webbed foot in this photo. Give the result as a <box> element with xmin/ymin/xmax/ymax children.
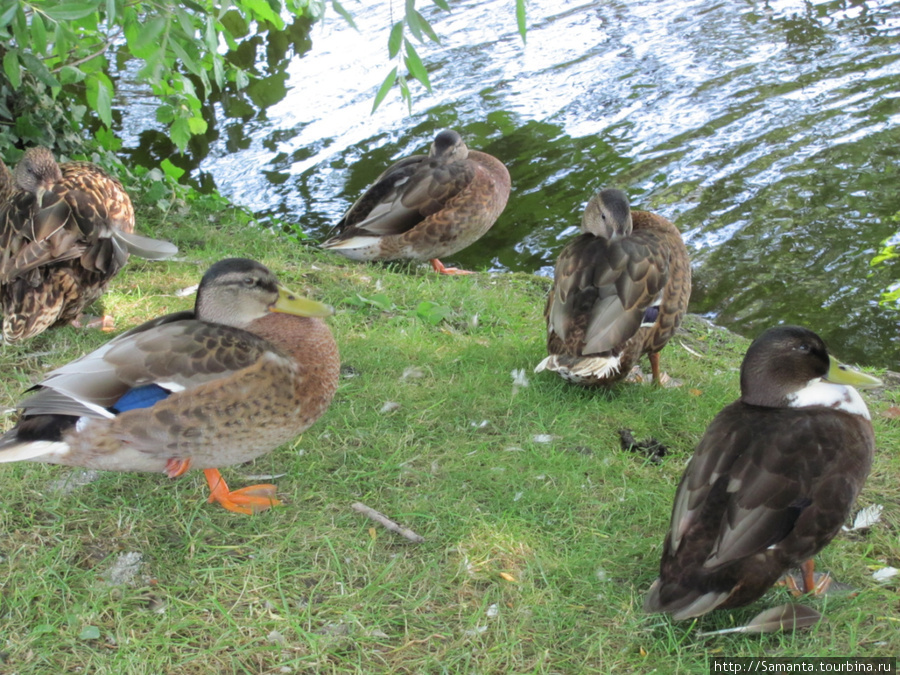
<box><xmin>203</xmin><ymin>468</ymin><xmax>282</xmax><ymax>515</ymax></box>
<box><xmin>165</xmin><ymin>457</ymin><xmax>192</xmax><ymax>478</ymax></box>
<box><xmin>430</xmin><ymin>258</ymin><xmax>475</xmax><ymax>275</ymax></box>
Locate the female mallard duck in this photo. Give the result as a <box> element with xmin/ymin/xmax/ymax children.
<box><xmin>0</xmin><ymin>146</ymin><xmax>177</xmax><ymax>342</ymax></box>
<box><xmin>644</xmin><ymin>325</ymin><xmax>880</xmax><ymax>619</ymax></box>
<box><xmin>0</xmin><ymin>258</ymin><xmax>339</xmax><ymax>515</ymax></box>
<box><xmin>321</xmin><ymin>129</ymin><xmax>511</xmax><ymax>275</ymax></box>
<box><xmin>534</xmin><ymin>188</ymin><xmax>691</xmax><ymax>386</ymax></box>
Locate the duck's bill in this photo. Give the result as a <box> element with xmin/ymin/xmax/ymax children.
<box><xmin>826</xmin><ymin>357</ymin><xmax>882</xmax><ymax>389</ymax></box>
<box><xmin>272</xmin><ymin>285</ymin><xmax>334</xmax><ymax>317</ymax></box>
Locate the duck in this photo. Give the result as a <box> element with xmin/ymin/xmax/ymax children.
<box><xmin>321</xmin><ymin>129</ymin><xmax>511</xmax><ymax>275</ymax></box>
<box><xmin>0</xmin><ymin>258</ymin><xmax>340</xmax><ymax>515</ymax></box>
<box><xmin>0</xmin><ymin>146</ymin><xmax>178</xmax><ymax>342</ymax></box>
<box><xmin>644</xmin><ymin>325</ymin><xmax>881</xmax><ymax>619</ymax></box>
<box><xmin>534</xmin><ymin>188</ymin><xmax>691</xmax><ymax>386</ymax></box>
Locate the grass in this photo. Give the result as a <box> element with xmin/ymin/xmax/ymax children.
<box><xmin>0</xmin><ymin>199</ymin><xmax>898</xmax><ymax>674</ymax></box>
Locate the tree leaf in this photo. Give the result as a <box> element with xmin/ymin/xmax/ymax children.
<box><xmin>515</xmin><ymin>0</ymin><xmax>527</xmax><ymax>42</ymax></box>
<box><xmin>86</xmin><ymin>72</ymin><xmax>113</xmax><ymax>126</ymax></box>
<box><xmin>105</xmin><ymin>0</ymin><xmax>116</xmax><ymax>25</ymax></box>
<box><xmin>431</xmin><ymin>0</ymin><xmax>449</xmax><ymax>10</ymax></box>
<box><xmin>3</xmin><ymin>50</ymin><xmax>20</xmax><ymax>89</ymax></box>
<box><xmin>331</xmin><ymin>0</ymin><xmax>357</xmax><ymax>30</ymax></box>
<box><xmin>404</xmin><ymin>41</ymin><xmax>431</xmax><ymax>92</ymax></box>
<box><xmin>170</xmin><ymin>117</ymin><xmax>191</xmax><ymax>151</ymax></box>
<box><xmin>31</xmin><ymin>13</ymin><xmax>47</xmax><ymax>55</ymax></box>
<box><xmin>388</xmin><ymin>21</ymin><xmax>403</xmax><ymax>59</ymax></box>
<box><xmin>42</xmin><ymin>2</ymin><xmax>101</xmax><ymax>21</ymax></box>
<box><xmin>20</xmin><ymin>53</ymin><xmax>60</xmax><ymax>88</ymax></box>
<box><xmin>411</xmin><ymin>10</ymin><xmax>439</xmax><ymax>44</ymax></box>
<box><xmin>160</xmin><ymin>158</ymin><xmax>186</xmax><ymax>180</ymax></box>
<box><xmin>0</xmin><ymin>2</ymin><xmax>17</xmax><ymax>28</ymax></box>
<box><xmin>371</xmin><ymin>66</ymin><xmax>397</xmax><ymax>112</ymax></box>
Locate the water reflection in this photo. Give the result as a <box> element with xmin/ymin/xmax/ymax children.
<box><xmin>120</xmin><ymin>0</ymin><xmax>900</xmax><ymax>367</ymax></box>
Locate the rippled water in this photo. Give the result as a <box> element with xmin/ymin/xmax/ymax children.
<box><xmin>125</xmin><ymin>0</ymin><xmax>900</xmax><ymax>367</ymax></box>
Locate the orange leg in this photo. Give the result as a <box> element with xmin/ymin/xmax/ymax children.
<box><xmin>649</xmin><ymin>352</ymin><xmax>662</xmax><ymax>385</ymax></box>
<box><xmin>430</xmin><ymin>258</ymin><xmax>475</xmax><ymax>275</ymax></box>
<box><xmin>781</xmin><ymin>559</ymin><xmax>833</xmax><ymax>597</ymax></box>
<box><xmin>71</xmin><ymin>313</ymin><xmax>116</xmax><ymax>332</ymax></box>
<box><xmin>165</xmin><ymin>457</ymin><xmax>192</xmax><ymax>478</ymax></box>
<box><xmin>203</xmin><ymin>468</ymin><xmax>281</xmax><ymax>515</ymax></box>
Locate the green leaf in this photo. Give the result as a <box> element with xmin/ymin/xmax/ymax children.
<box><xmin>78</xmin><ymin>626</ymin><xmax>101</xmax><ymax>640</ymax></box>
<box><xmin>3</xmin><ymin>50</ymin><xmax>20</xmax><ymax>89</ymax></box>
<box><xmin>243</xmin><ymin>0</ymin><xmax>284</xmax><ymax>29</ymax></box>
<box><xmin>388</xmin><ymin>21</ymin><xmax>403</xmax><ymax>58</ymax></box>
<box><xmin>431</xmin><ymin>0</ymin><xmax>449</xmax><ymax>10</ymax></box>
<box><xmin>105</xmin><ymin>0</ymin><xmax>116</xmax><ymax>24</ymax></box>
<box><xmin>169</xmin><ymin>40</ymin><xmax>201</xmax><ymax>79</ymax></box>
<box><xmin>410</xmin><ymin>10</ymin><xmax>439</xmax><ymax>44</ymax></box>
<box><xmin>516</xmin><ymin>0</ymin><xmax>527</xmax><ymax>42</ymax></box>
<box><xmin>331</xmin><ymin>0</ymin><xmax>357</xmax><ymax>30</ymax></box>
<box><xmin>58</xmin><ymin>65</ymin><xmax>86</xmax><ymax>85</ymax></box>
<box><xmin>0</xmin><ymin>2</ymin><xmax>17</xmax><ymax>28</ymax></box>
<box><xmin>31</xmin><ymin>13</ymin><xmax>47</xmax><ymax>55</ymax></box>
<box><xmin>371</xmin><ymin>66</ymin><xmax>397</xmax><ymax>112</ymax></box>
<box><xmin>404</xmin><ymin>41</ymin><xmax>431</xmax><ymax>92</ymax></box>
<box><xmin>42</xmin><ymin>2</ymin><xmax>101</xmax><ymax>21</ymax></box>
<box><xmin>156</xmin><ymin>104</ymin><xmax>175</xmax><ymax>123</ymax></box>
<box><xmin>95</xmin><ymin>126</ymin><xmax>122</xmax><ymax>151</ymax></box>
<box><xmin>85</xmin><ymin>72</ymin><xmax>113</xmax><ymax>127</ymax></box>
<box><xmin>20</xmin><ymin>53</ymin><xmax>60</xmax><ymax>87</ymax></box>
<box><xmin>187</xmin><ymin>115</ymin><xmax>208</xmax><ymax>134</ymax></box>
<box><xmin>170</xmin><ymin>117</ymin><xmax>191</xmax><ymax>151</ymax></box>
<box><xmin>127</xmin><ymin>16</ymin><xmax>166</xmax><ymax>57</ymax></box>
<box><xmin>160</xmin><ymin>158</ymin><xmax>186</xmax><ymax>180</ymax></box>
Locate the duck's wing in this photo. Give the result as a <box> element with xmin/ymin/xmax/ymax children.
<box><xmin>668</xmin><ymin>405</ymin><xmax>867</xmax><ymax>568</ymax></box>
<box><xmin>0</xmin><ymin>191</ymin><xmax>86</xmax><ymax>282</ymax></box>
<box><xmin>548</xmin><ymin>231</ymin><xmax>667</xmax><ymax>355</ymax></box>
<box><xmin>17</xmin><ymin>316</ymin><xmax>275</xmax><ymax>417</ymax></box>
<box><xmin>332</xmin><ymin>154</ymin><xmax>476</xmax><ymax>238</ymax></box>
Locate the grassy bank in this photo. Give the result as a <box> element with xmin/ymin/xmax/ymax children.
<box><xmin>0</xmin><ymin>198</ymin><xmax>898</xmax><ymax>674</ymax></box>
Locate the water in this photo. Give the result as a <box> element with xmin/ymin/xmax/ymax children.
<box><xmin>123</xmin><ymin>0</ymin><xmax>900</xmax><ymax>368</ymax></box>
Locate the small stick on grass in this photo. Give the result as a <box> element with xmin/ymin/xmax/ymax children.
<box><xmin>351</xmin><ymin>502</ymin><xmax>424</xmax><ymax>543</ymax></box>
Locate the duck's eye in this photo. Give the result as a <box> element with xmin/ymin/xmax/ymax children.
<box><xmin>242</xmin><ymin>276</ymin><xmax>257</xmax><ymax>288</ymax></box>
<box><xmin>795</xmin><ymin>343</ymin><xmax>810</xmax><ymax>352</ymax></box>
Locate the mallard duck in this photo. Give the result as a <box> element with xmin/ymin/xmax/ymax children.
<box><xmin>644</xmin><ymin>325</ymin><xmax>881</xmax><ymax>619</ymax></box>
<box><xmin>534</xmin><ymin>189</ymin><xmax>691</xmax><ymax>386</ymax></box>
<box><xmin>321</xmin><ymin>129</ymin><xmax>511</xmax><ymax>275</ymax></box>
<box><xmin>0</xmin><ymin>147</ymin><xmax>178</xmax><ymax>342</ymax></box>
<box><xmin>0</xmin><ymin>258</ymin><xmax>339</xmax><ymax>515</ymax></box>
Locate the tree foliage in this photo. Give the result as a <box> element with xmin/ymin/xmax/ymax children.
<box><xmin>0</xmin><ymin>0</ymin><xmax>526</xmax><ymax>161</ymax></box>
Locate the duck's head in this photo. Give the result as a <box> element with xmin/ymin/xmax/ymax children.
<box><xmin>740</xmin><ymin>325</ymin><xmax>882</xmax><ymax>409</ymax></box>
<box><xmin>195</xmin><ymin>258</ymin><xmax>333</xmax><ymax>328</ymax></box>
<box><xmin>15</xmin><ymin>147</ymin><xmax>63</xmax><ymax>200</ymax></box>
<box><xmin>429</xmin><ymin>129</ymin><xmax>468</xmax><ymax>162</ymax></box>
<box><xmin>581</xmin><ymin>188</ymin><xmax>633</xmax><ymax>239</ymax></box>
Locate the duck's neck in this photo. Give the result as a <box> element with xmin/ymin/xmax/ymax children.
<box><xmin>250</xmin><ymin>312</ymin><xmax>340</xmax><ymax>418</ymax></box>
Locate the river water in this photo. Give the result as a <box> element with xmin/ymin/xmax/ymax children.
<box><xmin>127</xmin><ymin>0</ymin><xmax>900</xmax><ymax>368</ymax></box>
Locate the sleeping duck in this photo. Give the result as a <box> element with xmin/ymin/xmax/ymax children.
<box><xmin>0</xmin><ymin>146</ymin><xmax>177</xmax><ymax>342</ymax></box>
<box><xmin>0</xmin><ymin>258</ymin><xmax>339</xmax><ymax>515</ymax></box>
<box><xmin>321</xmin><ymin>129</ymin><xmax>511</xmax><ymax>275</ymax></box>
<box><xmin>535</xmin><ymin>188</ymin><xmax>691</xmax><ymax>385</ymax></box>
<box><xmin>644</xmin><ymin>325</ymin><xmax>880</xmax><ymax>619</ymax></box>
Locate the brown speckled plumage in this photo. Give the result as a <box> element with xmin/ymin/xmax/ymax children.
<box><xmin>0</xmin><ymin>147</ymin><xmax>176</xmax><ymax>342</ymax></box>
<box><xmin>535</xmin><ymin>189</ymin><xmax>691</xmax><ymax>386</ymax></box>
<box><xmin>644</xmin><ymin>326</ymin><xmax>878</xmax><ymax>619</ymax></box>
<box><xmin>321</xmin><ymin>130</ymin><xmax>510</xmax><ymax>272</ymax></box>
<box><xmin>0</xmin><ymin>258</ymin><xmax>338</xmax><ymax>513</ymax></box>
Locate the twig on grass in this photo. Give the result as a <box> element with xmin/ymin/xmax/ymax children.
<box><xmin>351</xmin><ymin>502</ymin><xmax>424</xmax><ymax>543</ymax></box>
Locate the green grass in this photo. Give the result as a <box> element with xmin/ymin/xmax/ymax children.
<box><xmin>0</xmin><ymin>201</ymin><xmax>898</xmax><ymax>674</ymax></box>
